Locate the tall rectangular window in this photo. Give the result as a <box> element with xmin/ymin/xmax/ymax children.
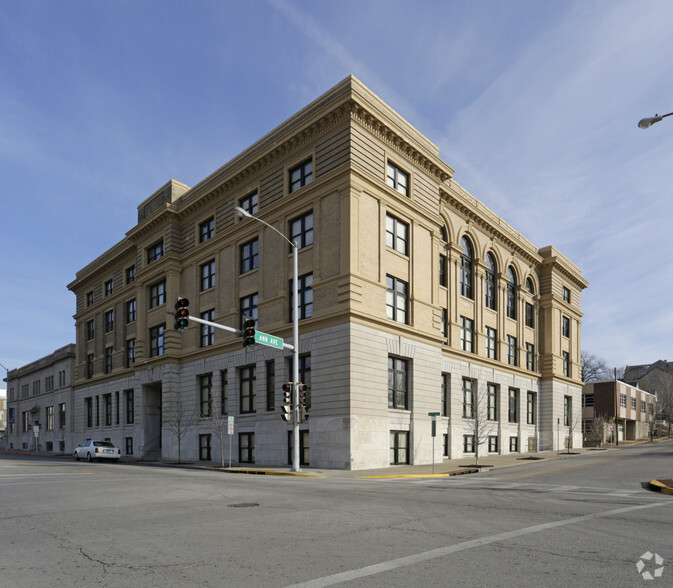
<box><xmin>46</xmin><ymin>406</ymin><xmax>54</xmax><ymax>431</ymax></box>
<box><xmin>149</xmin><ymin>324</ymin><xmax>165</xmax><ymax>357</ymax></box>
<box><xmin>507</xmin><ymin>335</ymin><xmax>518</xmax><ymax>366</ymax></box>
<box><xmin>266</xmin><ymin>360</ymin><xmax>275</xmax><ymax>411</ymax></box>
<box><xmin>147</xmin><ymin>241</ymin><xmax>163</xmax><ymax>264</ymax></box>
<box><xmin>87</xmin><ymin>354</ymin><xmax>94</xmax><ymax>379</ymax></box>
<box><xmin>104</xmin><ymin>394</ymin><xmax>112</xmax><ymax>426</ymax></box>
<box><xmin>201</xmin><ymin>309</ymin><xmax>215</xmax><ymax>347</ymax></box>
<box><xmin>527</xmin><ymin>391</ymin><xmax>537</xmax><ymax>425</ymax></box>
<box><xmin>105</xmin><ymin>346</ymin><xmax>113</xmax><ymax>374</ymax></box>
<box><xmin>441</xmin><ymin>308</ymin><xmax>448</xmax><ymax>338</ymax></box>
<box><xmin>126</xmin><ymin>299</ymin><xmax>136</xmax><ymax>323</ymax></box>
<box><xmin>439</xmin><ymin>253</ymin><xmax>447</xmax><ymax>287</ymax></box>
<box><xmin>200</xmin><ymin>374</ymin><xmax>213</xmax><ymax>417</ymax></box>
<box><xmin>126</xmin><ymin>266</ymin><xmax>135</xmax><ymax>284</ymax></box>
<box><xmin>86</xmin><ymin>320</ymin><xmax>95</xmax><ymax>340</ymax></box>
<box><xmin>239</xmin><ymin>192</ymin><xmax>258</xmax><ymax>215</ymax></box>
<box><xmin>290</xmin><ymin>211</ymin><xmax>314</xmax><ymax>249</ymax></box>
<box><xmin>487</xmin><ymin>383</ymin><xmax>498</xmax><ymax>421</ymax></box>
<box><xmin>125</xmin><ymin>389</ymin><xmax>134</xmax><ymax>424</ymax></box>
<box><xmin>126</xmin><ymin>338</ymin><xmax>135</xmax><ymax>367</ymax></box>
<box><xmin>149</xmin><ymin>280</ymin><xmax>166</xmax><ymax>308</ymax></box>
<box><xmin>563</xmin><ymin>351</ymin><xmax>570</xmax><ymax>377</ymax></box>
<box><xmin>390</xmin><ymin>431</ymin><xmax>409</xmax><ymax>464</ymax></box>
<box><xmin>240</xmin><ymin>366</ymin><xmax>256</xmax><ymax>414</ymax></box>
<box><xmin>509</xmin><ymin>388</ymin><xmax>519</xmax><ymax>423</ymax></box>
<box><xmin>240</xmin><ymin>239</ymin><xmax>259</xmax><ymax>274</ymax></box>
<box><xmin>87</xmin><ymin>291</ymin><xmax>94</xmax><ymax>306</ymax></box>
<box><xmin>199</xmin><ymin>434</ymin><xmax>212</xmax><ymax>461</ymax></box>
<box><xmin>564</xmin><ymin>395</ymin><xmax>571</xmax><ymax>426</ymax></box>
<box><xmin>441</xmin><ymin>373</ymin><xmax>450</xmax><ymax>417</ymax></box>
<box><xmin>386</xmin><ymin>275</ymin><xmax>408</xmax><ymax>324</ymax></box>
<box><xmin>463</xmin><ymin>435</ymin><xmax>475</xmax><ymax>453</ymax></box>
<box><xmin>289</xmin><ymin>159</ymin><xmax>313</xmax><ymax>193</ymax></box>
<box><xmin>563</xmin><ymin>287</ymin><xmax>571</xmax><ymax>303</ymax></box>
<box><xmin>385</xmin><ymin>214</ymin><xmax>408</xmax><ymax>255</ymax></box>
<box><xmin>221</xmin><ymin>370</ymin><xmax>228</xmax><ymax>415</ymax></box>
<box><xmin>386</xmin><ymin>162</ymin><xmax>409</xmax><ymax>196</ymax></box>
<box><xmin>462</xmin><ymin>378</ymin><xmax>474</xmax><ymax>418</ymax></box>
<box><xmin>526</xmin><ymin>343</ymin><xmax>535</xmax><ymax>371</ymax></box>
<box><xmin>240</xmin><ymin>292</ymin><xmax>258</xmax><ymax>326</ymax></box>
<box><xmin>105</xmin><ymin>279</ymin><xmax>113</xmax><ymax>296</ymax></box>
<box><xmin>199</xmin><ymin>217</ymin><xmax>214</xmax><ymax>242</ymax></box>
<box><xmin>200</xmin><ymin>259</ymin><xmax>216</xmax><ymax>290</ymax></box>
<box><xmin>290</xmin><ymin>274</ymin><xmax>313</xmax><ymax>321</ymax></box>
<box><xmin>460</xmin><ymin>317</ymin><xmax>474</xmax><ymax>353</ymax></box>
<box><xmin>105</xmin><ymin>310</ymin><xmax>114</xmax><ymax>332</ymax></box>
<box><xmin>85</xmin><ymin>398</ymin><xmax>92</xmax><ymax>428</ymax></box>
<box><xmin>486</xmin><ymin>327</ymin><xmax>497</xmax><ymax>359</ymax></box>
<box><xmin>525</xmin><ymin>303</ymin><xmax>534</xmax><ymax>328</ymax></box>
<box><xmin>562</xmin><ymin>316</ymin><xmax>570</xmax><ymax>338</ymax></box>
<box><xmin>59</xmin><ymin>403</ymin><xmax>66</xmax><ymax>429</ymax></box>
<box><xmin>388</xmin><ymin>357</ymin><xmax>409</xmax><ymax>410</ymax></box>
<box><xmin>239</xmin><ymin>432</ymin><xmax>255</xmax><ymax>463</ymax></box>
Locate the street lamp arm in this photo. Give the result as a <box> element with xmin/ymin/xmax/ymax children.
<box><xmin>638</xmin><ymin>111</ymin><xmax>673</xmax><ymax>129</ymax></box>
<box><xmin>234</xmin><ymin>207</ymin><xmax>297</xmax><ymax>250</ymax></box>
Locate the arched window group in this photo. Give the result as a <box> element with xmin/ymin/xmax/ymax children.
<box><xmin>485</xmin><ymin>253</ymin><xmax>496</xmax><ymax>310</ymax></box>
<box><xmin>460</xmin><ymin>237</ymin><xmax>473</xmax><ymax>299</ymax></box>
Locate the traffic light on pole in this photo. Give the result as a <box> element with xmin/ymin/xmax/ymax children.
<box><xmin>298</xmin><ymin>384</ymin><xmax>308</xmax><ymax>408</ymax></box>
<box><xmin>242</xmin><ymin>316</ymin><xmax>256</xmax><ymax>347</ymax></box>
<box><xmin>174</xmin><ymin>297</ymin><xmax>190</xmax><ymax>331</ymax></box>
<box><xmin>281</xmin><ymin>383</ymin><xmax>293</xmax><ymax>424</ymax></box>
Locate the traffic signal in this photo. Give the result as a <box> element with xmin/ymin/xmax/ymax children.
<box><xmin>174</xmin><ymin>296</ymin><xmax>190</xmax><ymax>331</ymax></box>
<box><xmin>298</xmin><ymin>384</ymin><xmax>309</xmax><ymax>408</ymax></box>
<box><xmin>281</xmin><ymin>404</ymin><xmax>292</xmax><ymax>424</ymax></box>
<box><xmin>242</xmin><ymin>316</ymin><xmax>256</xmax><ymax>347</ymax></box>
<box><xmin>282</xmin><ymin>383</ymin><xmax>293</xmax><ymax>405</ymax></box>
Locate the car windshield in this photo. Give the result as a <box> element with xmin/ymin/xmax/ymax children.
<box><xmin>93</xmin><ymin>441</ymin><xmax>115</xmax><ymax>447</ymax></box>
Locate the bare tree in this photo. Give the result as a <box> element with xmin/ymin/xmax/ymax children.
<box><xmin>581</xmin><ymin>351</ymin><xmax>625</xmax><ymax>382</ymax></box>
<box><xmin>164</xmin><ymin>398</ymin><xmax>197</xmax><ymax>463</ymax></box>
<box><xmin>466</xmin><ymin>380</ymin><xmax>499</xmax><ymax>466</ymax></box>
<box><xmin>657</xmin><ymin>379</ymin><xmax>673</xmax><ymax>438</ymax></box>
<box><xmin>590</xmin><ymin>413</ymin><xmax>609</xmax><ymax>447</ymax></box>
<box><xmin>205</xmin><ymin>399</ymin><xmax>230</xmax><ymax>468</ymax></box>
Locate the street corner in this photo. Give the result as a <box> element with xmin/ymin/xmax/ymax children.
<box><xmin>641</xmin><ymin>479</ymin><xmax>673</xmax><ymax>495</ymax></box>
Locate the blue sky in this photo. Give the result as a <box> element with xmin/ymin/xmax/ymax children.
<box><xmin>2</xmin><ymin>0</ymin><xmax>673</xmax><ymax>373</ymax></box>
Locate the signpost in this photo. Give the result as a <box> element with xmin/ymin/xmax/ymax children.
<box><xmin>254</xmin><ymin>331</ymin><xmax>284</xmax><ymax>350</ymax></box>
<box><xmin>428</xmin><ymin>412</ymin><xmax>440</xmax><ymax>474</ymax></box>
<box><xmin>228</xmin><ymin>416</ymin><xmax>235</xmax><ymax>468</ymax></box>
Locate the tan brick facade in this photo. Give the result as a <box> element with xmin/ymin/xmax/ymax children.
<box><xmin>63</xmin><ymin>76</ymin><xmax>587</xmax><ymax>468</ymax></box>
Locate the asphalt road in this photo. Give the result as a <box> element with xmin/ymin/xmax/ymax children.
<box><xmin>1</xmin><ymin>443</ymin><xmax>672</xmax><ymax>587</ymax></box>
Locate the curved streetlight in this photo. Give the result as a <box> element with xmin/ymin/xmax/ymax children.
<box><xmin>234</xmin><ymin>207</ymin><xmax>302</xmax><ymax>472</ymax></box>
<box><xmin>638</xmin><ymin>111</ymin><xmax>673</xmax><ymax>129</ymax></box>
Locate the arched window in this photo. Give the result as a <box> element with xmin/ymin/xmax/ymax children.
<box><xmin>485</xmin><ymin>253</ymin><xmax>497</xmax><ymax>310</ymax></box>
<box><xmin>526</xmin><ymin>277</ymin><xmax>535</xmax><ymax>295</ymax></box>
<box><xmin>460</xmin><ymin>236</ymin><xmax>473</xmax><ymax>299</ymax></box>
<box><xmin>506</xmin><ymin>266</ymin><xmax>517</xmax><ymax>319</ymax></box>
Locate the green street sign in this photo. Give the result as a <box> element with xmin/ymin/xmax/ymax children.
<box><xmin>254</xmin><ymin>330</ymin><xmax>284</xmax><ymax>350</ymax></box>
<box><xmin>428</xmin><ymin>412</ymin><xmax>440</xmax><ymax>418</ymax></box>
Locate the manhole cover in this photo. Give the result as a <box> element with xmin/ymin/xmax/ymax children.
<box><xmin>227</xmin><ymin>503</ymin><xmax>259</xmax><ymax>508</ymax></box>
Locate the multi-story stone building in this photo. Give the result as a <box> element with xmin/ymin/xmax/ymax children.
<box><xmin>5</xmin><ymin>344</ymin><xmax>75</xmax><ymax>453</ymax></box>
<box><xmin>65</xmin><ymin>76</ymin><xmax>587</xmax><ymax>469</ymax></box>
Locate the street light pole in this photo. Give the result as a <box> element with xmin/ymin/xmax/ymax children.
<box><xmin>638</xmin><ymin>111</ymin><xmax>673</xmax><ymax>129</ymax></box>
<box><xmin>234</xmin><ymin>207</ymin><xmax>301</xmax><ymax>472</ymax></box>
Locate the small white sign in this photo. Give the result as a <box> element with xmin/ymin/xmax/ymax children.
<box><xmin>228</xmin><ymin>416</ymin><xmax>235</xmax><ymax>436</ymax></box>
<box><xmin>33</xmin><ymin>426</ymin><xmax>40</xmax><ymax>434</ymax></box>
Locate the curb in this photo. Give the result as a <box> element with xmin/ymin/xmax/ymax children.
<box><xmin>643</xmin><ymin>479</ymin><xmax>673</xmax><ymax>495</ymax></box>
<box><xmin>359</xmin><ymin>468</ymin><xmax>479</xmax><ymax>479</ymax></box>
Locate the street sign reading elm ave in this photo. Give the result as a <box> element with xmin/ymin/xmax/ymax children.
<box><xmin>254</xmin><ymin>330</ymin><xmax>284</xmax><ymax>350</ymax></box>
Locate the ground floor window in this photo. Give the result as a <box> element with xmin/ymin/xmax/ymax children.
<box><xmin>488</xmin><ymin>436</ymin><xmax>498</xmax><ymax>453</ymax></box>
<box><xmin>239</xmin><ymin>432</ymin><xmax>255</xmax><ymax>463</ymax></box>
<box><xmin>443</xmin><ymin>433</ymin><xmax>449</xmax><ymax>457</ymax></box>
<box><xmin>287</xmin><ymin>430</ymin><xmax>310</xmax><ymax>466</ymax></box>
<box><xmin>463</xmin><ymin>434</ymin><xmax>475</xmax><ymax>453</ymax></box>
<box><xmin>510</xmin><ymin>436</ymin><xmax>519</xmax><ymax>452</ymax></box>
<box><xmin>125</xmin><ymin>437</ymin><xmax>133</xmax><ymax>455</ymax></box>
<box><xmin>390</xmin><ymin>430</ymin><xmax>409</xmax><ymax>465</ymax></box>
<box><xmin>199</xmin><ymin>434</ymin><xmax>212</xmax><ymax>461</ymax></box>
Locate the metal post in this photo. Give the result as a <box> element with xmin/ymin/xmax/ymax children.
<box><xmin>292</xmin><ymin>242</ymin><xmax>300</xmax><ymax>472</ymax></box>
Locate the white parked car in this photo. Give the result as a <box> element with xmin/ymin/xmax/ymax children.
<box><xmin>73</xmin><ymin>440</ymin><xmax>121</xmax><ymax>462</ymax></box>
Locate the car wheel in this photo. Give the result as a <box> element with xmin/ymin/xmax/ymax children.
<box><xmin>87</xmin><ymin>453</ymin><xmax>93</xmax><ymax>462</ymax></box>
<box><xmin>74</xmin><ymin>452</ymin><xmax>79</xmax><ymax>461</ymax></box>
